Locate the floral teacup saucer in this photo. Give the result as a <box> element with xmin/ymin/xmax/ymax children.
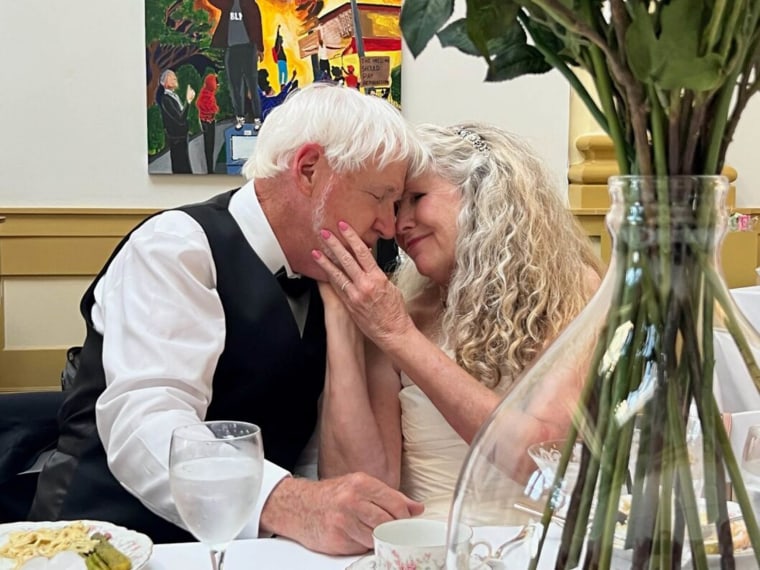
<box><xmin>345</xmin><ymin>555</ymin><xmax>376</xmax><ymax>569</ymax></box>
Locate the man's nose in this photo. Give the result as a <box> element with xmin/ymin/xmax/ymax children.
<box><xmin>375</xmin><ymin>202</ymin><xmax>396</xmax><ymax>240</ymax></box>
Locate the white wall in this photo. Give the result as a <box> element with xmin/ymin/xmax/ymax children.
<box><xmin>727</xmin><ymin>102</ymin><xmax>760</xmax><ymax>207</ymax></box>
<box><xmin>0</xmin><ymin>0</ymin><xmax>756</xmax><ymax>208</ymax></box>
<box><xmin>0</xmin><ymin>1</ymin><xmax>570</xmax><ymax>208</ymax></box>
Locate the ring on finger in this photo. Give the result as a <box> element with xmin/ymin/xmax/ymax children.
<box><xmin>340</xmin><ymin>281</ymin><xmax>350</xmax><ymax>292</ymax></box>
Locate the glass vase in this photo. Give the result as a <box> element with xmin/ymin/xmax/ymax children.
<box><xmin>448</xmin><ymin>176</ymin><xmax>760</xmax><ymax>569</ymax></box>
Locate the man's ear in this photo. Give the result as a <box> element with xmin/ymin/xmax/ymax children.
<box><xmin>293</xmin><ymin>143</ymin><xmax>323</xmax><ymax>196</ymax></box>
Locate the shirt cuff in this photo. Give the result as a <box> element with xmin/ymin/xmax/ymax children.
<box><xmin>237</xmin><ymin>460</ymin><xmax>290</xmax><ymax>539</ymax></box>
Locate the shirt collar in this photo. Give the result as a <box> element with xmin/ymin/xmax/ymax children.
<box><xmin>164</xmin><ymin>89</ymin><xmax>183</xmax><ymax>108</ymax></box>
<box><xmin>229</xmin><ymin>180</ymin><xmax>295</xmax><ymax>277</ymax></box>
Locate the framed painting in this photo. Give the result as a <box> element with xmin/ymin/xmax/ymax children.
<box><xmin>145</xmin><ymin>0</ymin><xmax>403</xmax><ymax>175</ymax></box>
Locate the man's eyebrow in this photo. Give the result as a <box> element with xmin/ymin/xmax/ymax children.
<box><xmin>384</xmin><ymin>185</ymin><xmax>404</xmax><ymax>196</ymax></box>
<box><xmin>366</xmin><ymin>186</ymin><xmax>401</xmax><ymax>196</ymax></box>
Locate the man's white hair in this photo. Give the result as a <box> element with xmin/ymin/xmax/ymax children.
<box><xmin>241</xmin><ymin>83</ymin><xmax>427</xmax><ymax>179</ymax></box>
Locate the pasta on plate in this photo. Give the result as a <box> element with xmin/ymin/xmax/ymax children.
<box><xmin>0</xmin><ymin>521</ymin><xmax>151</xmax><ymax>570</ymax></box>
<box><xmin>0</xmin><ymin>522</ymin><xmax>95</xmax><ymax>569</ymax></box>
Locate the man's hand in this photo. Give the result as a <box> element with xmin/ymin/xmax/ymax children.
<box><xmin>260</xmin><ymin>473</ymin><xmax>424</xmax><ymax>555</ymax></box>
<box><xmin>258</xmin><ymin>50</ymin><xmax>265</xmax><ymax>63</ymax></box>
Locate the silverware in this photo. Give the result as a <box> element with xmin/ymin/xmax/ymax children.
<box><xmin>470</xmin><ymin>524</ymin><xmax>535</xmax><ymax>568</ymax></box>
<box><xmin>513</xmin><ymin>502</ymin><xmax>567</xmax><ymax>527</ymax></box>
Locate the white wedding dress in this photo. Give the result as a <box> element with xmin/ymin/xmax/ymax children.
<box><xmin>397</xmin><ymin>356</ymin><xmax>522</xmax><ymax>523</ymax></box>
<box><xmin>398</xmin><ymin>371</ymin><xmax>470</xmax><ymax>520</ymax></box>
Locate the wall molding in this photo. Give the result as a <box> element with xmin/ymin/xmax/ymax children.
<box><xmin>2</xmin><ymin>203</ymin><xmax>759</xmax><ymax>392</ymax></box>
<box><xmin>0</xmin><ymin>208</ymin><xmax>155</xmax><ymax>391</ymax></box>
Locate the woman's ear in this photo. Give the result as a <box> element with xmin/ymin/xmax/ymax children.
<box><xmin>292</xmin><ymin>143</ymin><xmax>323</xmax><ymax>195</ymax></box>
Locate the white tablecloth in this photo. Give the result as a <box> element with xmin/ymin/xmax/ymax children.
<box><xmin>144</xmin><ymin>538</ymin><xmax>362</xmax><ymax>570</ymax></box>
<box><xmin>142</xmin><ymin>528</ymin><xmax>547</xmax><ymax>570</ymax></box>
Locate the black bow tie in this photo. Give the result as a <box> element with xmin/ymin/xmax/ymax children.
<box><xmin>275</xmin><ymin>267</ymin><xmax>312</xmax><ymax>297</ymax></box>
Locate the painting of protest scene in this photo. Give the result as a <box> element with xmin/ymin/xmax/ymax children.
<box><xmin>146</xmin><ymin>0</ymin><xmax>402</xmax><ymax>175</ymax></box>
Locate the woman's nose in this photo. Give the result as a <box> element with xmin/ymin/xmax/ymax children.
<box><xmin>395</xmin><ymin>202</ymin><xmax>413</xmax><ymax>234</ymax></box>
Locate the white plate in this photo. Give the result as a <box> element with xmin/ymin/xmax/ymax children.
<box><xmin>0</xmin><ymin>520</ymin><xmax>153</xmax><ymax>570</ymax></box>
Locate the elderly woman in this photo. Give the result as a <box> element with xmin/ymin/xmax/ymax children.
<box><xmin>313</xmin><ymin>123</ymin><xmax>602</xmax><ymax>519</ymax></box>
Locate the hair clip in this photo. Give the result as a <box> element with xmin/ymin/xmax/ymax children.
<box><xmin>454</xmin><ymin>128</ymin><xmax>490</xmax><ymax>155</ymax></box>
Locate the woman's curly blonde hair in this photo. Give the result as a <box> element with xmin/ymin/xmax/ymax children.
<box><xmin>394</xmin><ymin>122</ymin><xmax>603</xmax><ymax>390</ymax></box>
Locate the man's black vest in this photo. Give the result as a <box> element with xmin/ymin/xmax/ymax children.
<box><xmin>29</xmin><ymin>190</ymin><xmax>326</xmax><ymax>543</ymax></box>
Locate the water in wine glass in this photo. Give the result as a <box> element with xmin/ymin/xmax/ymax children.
<box><xmin>172</xmin><ymin>455</ymin><xmax>263</xmax><ymax>550</ymax></box>
<box><xmin>170</xmin><ymin>421</ymin><xmax>264</xmax><ymax>569</ymax></box>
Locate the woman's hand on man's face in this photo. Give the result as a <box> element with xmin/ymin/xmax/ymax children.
<box><xmin>311</xmin><ymin>221</ymin><xmax>414</xmax><ymax>347</ymax></box>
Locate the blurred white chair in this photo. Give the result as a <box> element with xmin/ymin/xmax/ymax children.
<box><xmin>713</xmin><ymin>286</ymin><xmax>760</xmax><ymax>413</ymax></box>
<box><xmin>724</xmin><ymin>410</ymin><xmax>760</xmax><ymax>464</ymax></box>
<box><xmin>723</xmin><ymin>410</ymin><xmax>760</xmax><ymax>501</ymax></box>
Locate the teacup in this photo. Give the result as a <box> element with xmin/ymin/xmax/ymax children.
<box><xmin>373</xmin><ymin>518</ymin><xmax>472</xmax><ymax>569</ymax></box>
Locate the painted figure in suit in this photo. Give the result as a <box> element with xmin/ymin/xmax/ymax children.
<box><xmin>209</xmin><ymin>0</ymin><xmax>264</xmax><ymax>130</ymax></box>
<box><xmin>30</xmin><ymin>83</ymin><xmax>426</xmax><ymax>554</ymax></box>
<box><xmin>158</xmin><ymin>69</ymin><xmax>195</xmax><ymax>174</ymax></box>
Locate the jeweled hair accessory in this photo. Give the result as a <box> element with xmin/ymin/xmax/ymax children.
<box><xmin>454</xmin><ymin>128</ymin><xmax>490</xmax><ymax>155</ymax></box>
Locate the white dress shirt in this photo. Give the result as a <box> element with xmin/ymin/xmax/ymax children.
<box><xmin>93</xmin><ymin>181</ymin><xmax>307</xmax><ymax>538</ymax></box>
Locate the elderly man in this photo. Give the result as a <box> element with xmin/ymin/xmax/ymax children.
<box><xmin>30</xmin><ymin>83</ymin><xmax>425</xmax><ymax>555</ymax></box>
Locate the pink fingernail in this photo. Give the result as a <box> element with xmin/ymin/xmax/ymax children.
<box><xmin>338</xmin><ymin>221</ymin><xmax>349</xmax><ymax>231</ymax></box>
<box><xmin>311</xmin><ymin>249</ymin><xmax>322</xmax><ymax>259</ymax></box>
<box><xmin>320</xmin><ymin>229</ymin><xmax>331</xmax><ymax>239</ymax></box>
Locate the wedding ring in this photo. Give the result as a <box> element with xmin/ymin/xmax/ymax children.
<box><xmin>341</xmin><ymin>281</ymin><xmax>349</xmax><ymax>292</ymax></box>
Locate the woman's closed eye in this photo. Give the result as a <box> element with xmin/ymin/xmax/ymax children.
<box><xmin>395</xmin><ymin>193</ymin><xmax>423</xmax><ymax>215</ymax></box>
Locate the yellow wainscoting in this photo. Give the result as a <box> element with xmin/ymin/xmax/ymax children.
<box><xmin>0</xmin><ymin>209</ymin><xmax>153</xmax><ymax>392</ymax></box>
<box><xmin>1</xmin><ymin>202</ymin><xmax>759</xmax><ymax>393</ymax></box>
<box><xmin>572</xmin><ymin>210</ymin><xmax>760</xmax><ymax>288</ymax></box>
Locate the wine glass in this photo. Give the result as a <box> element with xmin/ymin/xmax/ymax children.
<box><xmin>169</xmin><ymin>421</ymin><xmax>264</xmax><ymax>570</ymax></box>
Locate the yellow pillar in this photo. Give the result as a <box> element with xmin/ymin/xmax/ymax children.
<box><xmin>567</xmin><ymin>76</ymin><xmax>758</xmax><ymax>287</ymax></box>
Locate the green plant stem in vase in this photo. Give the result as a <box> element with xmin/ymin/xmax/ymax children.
<box><xmin>402</xmin><ymin>0</ymin><xmax>760</xmax><ymax>567</ymax></box>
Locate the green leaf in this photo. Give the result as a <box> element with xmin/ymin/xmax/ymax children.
<box><xmin>625</xmin><ymin>0</ymin><xmax>724</xmax><ymax>91</ymax></box>
<box><xmin>437</xmin><ymin>19</ymin><xmax>481</xmax><ymax>56</ymax></box>
<box><xmin>486</xmin><ymin>44</ymin><xmax>551</xmax><ymax>81</ymax></box>
<box><xmin>657</xmin><ymin>0</ymin><xmax>723</xmax><ymax>90</ymax></box>
<box><xmin>438</xmin><ymin>17</ymin><xmax>551</xmax><ymax>81</ymax></box>
<box><xmin>390</xmin><ymin>65</ymin><xmax>401</xmax><ymax>104</ymax></box>
<box><xmin>400</xmin><ymin>0</ymin><xmax>455</xmax><ymax>58</ymax></box>
<box><xmin>625</xmin><ymin>3</ymin><xmax>665</xmax><ymax>85</ymax></box>
<box><xmin>658</xmin><ymin>54</ymin><xmax>723</xmax><ymax>91</ymax></box>
<box><xmin>485</xmin><ymin>21</ymin><xmax>552</xmax><ymax>81</ymax></box>
<box><xmin>521</xmin><ymin>17</ymin><xmax>579</xmax><ymax>66</ymax></box>
<box><xmin>465</xmin><ymin>0</ymin><xmax>521</xmax><ymax>59</ymax></box>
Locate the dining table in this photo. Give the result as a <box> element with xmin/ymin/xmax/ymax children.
<box><xmin>141</xmin><ymin>524</ymin><xmax>560</xmax><ymax>570</ymax></box>
<box><xmin>143</xmin><ymin>537</ymin><xmax>364</xmax><ymax>569</ymax></box>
